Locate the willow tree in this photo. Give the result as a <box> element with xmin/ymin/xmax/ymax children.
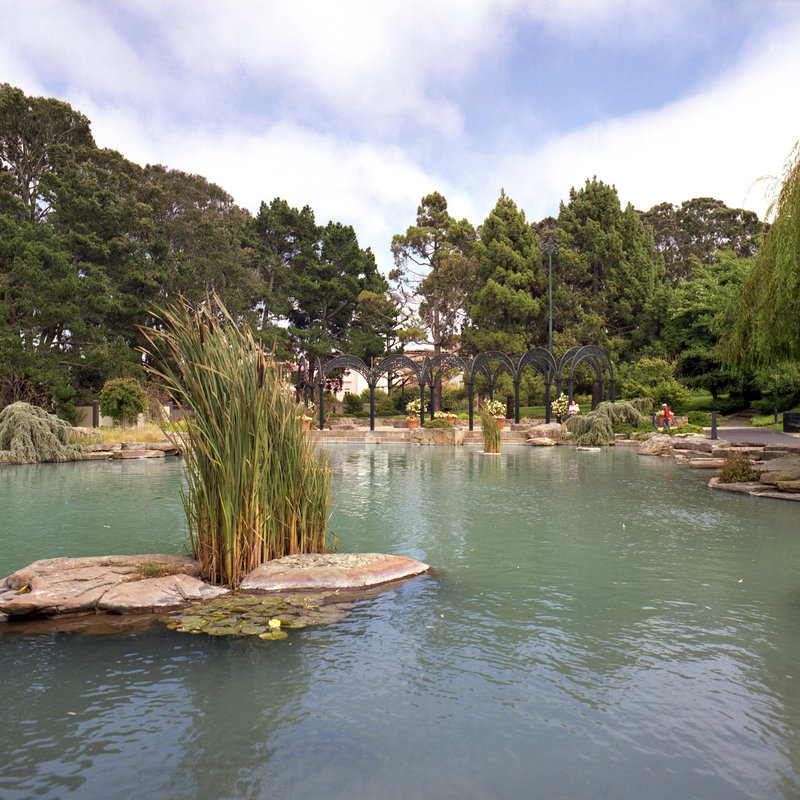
<box><xmin>721</xmin><ymin>145</ymin><xmax>800</xmax><ymax>368</ymax></box>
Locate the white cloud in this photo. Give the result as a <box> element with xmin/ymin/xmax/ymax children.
<box><xmin>492</xmin><ymin>13</ymin><xmax>800</xmax><ymax>220</ymax></box>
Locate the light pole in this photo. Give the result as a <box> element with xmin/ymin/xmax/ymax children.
<box><xmin>542</xmin><ymin>236</ymin><xmax>558</xmax><ymax>423</ymax></box>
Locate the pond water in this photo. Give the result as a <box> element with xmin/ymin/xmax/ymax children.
<box><xmin>1</xmin><ymin>446</ymin><xmax>799</xmax><ymax>800</ymax></box>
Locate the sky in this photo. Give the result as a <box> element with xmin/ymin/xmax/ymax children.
<box><xmin>3</xmin><ymin>0</ymin><xmax>800</xmax><ymax>272</ymax></box>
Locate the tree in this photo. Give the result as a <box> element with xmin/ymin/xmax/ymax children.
<box><xmin>391</xmin><ymin>192</ymin><xmax>476</xmax><ymax>358</ymax></box>
<box><xmin>249</xmin><ymin>197</ymin><xmax>318</xmax><ymax>356</ymax></box>
<box><xmin>721</xmin><ymin>144</ymin><xmax>800</xmax><ymax>368</ymax></box>
<box><xmin>142</xmin><ymin>165</ymin><xmax>259</xmax><ymax>321</ymax></box>
<box><xmin>0</xmin><ymin>84</ymin><xmax>94</xmax><ymax>222</ymax></box>
<box><xmin>463</xmin><ymin>191</ymin><xmax>547</xmax><ymax>354</ymax></box>
<box><xmin>99</xmin><ymin>377</ymin><xmax>147</xmax><ymax>427</ymax></box>
<box><xmin>556</xmin><ymin>177</ymin><xmax>660</xmax><ymax>362</ymax></box>
<box><xmin>641</xmin><ymin>197</ymin><xmax>764</xmax><ymax>286</ymax></box>
<box><xmin>666</xmin><ymin>250</ymin><xmax>752</xmax><ymax>397</ymax></box>
<box><xmin>288</xmin><ymin>220</ymin><xmax>386</xmax><ymax>359</ymax></box>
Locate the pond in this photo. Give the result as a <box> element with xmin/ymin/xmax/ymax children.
<box><xmin>1</xmin><ymin>446</ymin><xmax>799</xmax><ymax>799</ymax></box>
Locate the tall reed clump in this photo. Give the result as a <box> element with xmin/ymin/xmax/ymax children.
<box><xmin>141</xmin><ymin>295</ymin><xmax>332</xmax><ymax>588</ymax></box>
<box><xmin>565</xmin><ymin>400</ymin><xmax>646</xmax><ymax>446</ymax></box>
<box><xmin>478</xmin><ymin>402</ymin><xmax>502</xmax><ymax>453</ymax></box>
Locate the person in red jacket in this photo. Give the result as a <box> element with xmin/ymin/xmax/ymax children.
<box><xmin>661</xmin><ymin>403</ymin><xmax>672</xmax><ymax>429</ymax></box>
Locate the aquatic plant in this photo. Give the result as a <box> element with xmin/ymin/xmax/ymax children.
<box><xmin>141</xmin><ymin>294</ymin><xmax>332</xmax><ymax>588</ymax></box>
<box><xmin>478</xmin><ymin>402</ymin><xmax>502</xmax><ymax>453</ymax></box>
<box><xmin>565</xmin><ymin>400</ymin><xmax>646</xmax><ymax>446</ymax></box>
<box><xmin>162</xmin><ymin>592</ymin><xmax>353</xmax><ymax>639</ymax></box>
<box><xmin>0</xmin><ymin>402</ymin><xmax>84</xmax><ymax>463</ymax></box>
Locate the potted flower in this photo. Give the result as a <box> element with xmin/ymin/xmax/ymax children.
<box><xmin>551</xmin><ymin>393</ymin><xmax>569</xmax><ymax>423</ymax></box>
<box><xmin>434</xmin><ymin>410</ymin><xmax>455</xmax><ymax>426</ymax></box>
<box><xmin>484</xmin><ymin>399</ymin><xmax>507</xmax><ymax>429</ymax></box>
<box><xmin>405</xmin><ymin>398</ymin><xmax>421</xmax><ymax>429</ymax></box>
<box><xmin>298</xmin><ymin>401</ymin><xmax>315</xmax><ymax>431</ymax></box>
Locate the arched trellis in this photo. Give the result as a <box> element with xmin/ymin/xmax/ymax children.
<box><xmin>516</xmin><ymin>348</ymin><xmax>558</xmax><ymax>423</ymax></box>
<box><xmin>297</xmin><ymin>346</ymin><xmax>614</xmax><ymax>431</ymax></box>
<box><xmin>556</xmin><ymin>345</ymin><xmax>616</xmax><ymax>408</ymax></box>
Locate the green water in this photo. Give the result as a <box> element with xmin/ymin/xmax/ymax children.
<box><xmin>1</xmin><ymin>446</ymin><xmax>799</xmax><ymax>799</ymax></box>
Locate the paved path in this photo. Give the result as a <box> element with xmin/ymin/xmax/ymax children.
<box><xmin>709</xmin><ymin>424</ymin><xmax>800</xmax><ymax>447</ymax></box>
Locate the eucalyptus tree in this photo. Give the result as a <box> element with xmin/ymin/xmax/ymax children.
<box><xmin>641</xmin><ymin>197</ymin><xmax>764</xmax><ymax>286</ymax></box>
<box><xmin>391</xmin><ymin>192</ymin><xmax>476</xmax><ymax>358</ymax></box>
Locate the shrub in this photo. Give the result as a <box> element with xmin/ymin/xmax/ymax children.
<box><xmin>618</xmin><ymin>358</ymin><xmax>691</xmax><ymax>409</ymax></box>
<box><xmin>100</xmin><ymin>378</ymin><xmax>148</xmax><ymax>427</ymax></box>
<box><xmin>343</xmin><ymin>392</ymin><xmax>362</xmax><ymax>414</ymax></box>
<box><xmin>687</xmin><ymin>410</ymin><xmax>712</xmax><ymax>427</ymax></box>
<box><xmin>566</xmin><ymin>400</ymin><xmax>646</xmax><ymax>446</ymax></box>
<box><xmin>0</xmin><ymin>401</ymin><xmax>84</xmax><ymax>463</ymax></box>
<box><xmin>142</xmin><ymin>294</ymin><xmax>331</xmax><ymax>588</ymax></box>
<box><xmin>717</xmin><ymin>450</ymin><xmax>759</xmax><ymax>483</ymax></box>
<box><xmin>671</xmin><ymin>423</ymin><xmax>706</xmax><ymax>435</ymax></box>
<box><xmin>423</xmin><ymin>418</ymin><xmax>454</xmax><ymax>429</ymax></box>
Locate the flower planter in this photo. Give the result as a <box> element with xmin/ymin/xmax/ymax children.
<box><xmin>494</xmin><ymin>417</ymin><xmax>505</xmax><ymax>429</ymax></box>
<box><xmin>407</xmin><ymin>418</ymin><xmax>420</xmax><ymax>430</ymax></box>
<box><xmin>302</xmin><ymin>419</ymin><xmax>311</xmax><ymax>431</ymax></box>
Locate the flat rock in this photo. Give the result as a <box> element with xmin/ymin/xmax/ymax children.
<box><xmin>240</xmin><ymin>553</ymin><xmax>430</xmax><ymax>592</ymax></box>
<box><xmin>99</xmin><ymin>574</ymin><xmax>227</xmax><ymax>612</ymax></box>
<box><xmin>689</xmin><ymin>458</ymin><xmax>726</xmax><ymax>469</ymax></box>
<box><xmin>528</xmin><ymin>437</ymin><xmax>557</xmax><ymax>446</ymax></box>
<box><xmin>758</xmin><ymin>456</ymin><xmax>800</xmax><ymax>485</ymax></box>
<box><xmin>112</xmin><ymin>449</ymin><xmax>166</xmax><ymax>459</ymax></box>
<box><xmin>0</xmin><ymin>555</ymin><xmax>201</xmax><ymax>618</ymax></box>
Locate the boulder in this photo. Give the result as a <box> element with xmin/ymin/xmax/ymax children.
<box><xmin>528</xmin><ymin>438</ymin><xmax>557</xmax><ymax>446</ymax></box>
<box><xmin>241</xmin><ymin>553</ymin><xmax>430</xmax><ymax>592</ymax></box>
<box><xmin>776</xmin><ymin>480</ymin><xmax>800</xmax><ymax>493</ymax></box>
<box><xmin>527</xmin><ymin>423</ymin><xmax>562</xmax><ymax>440</ymax></box>
<box><xmin>637</xmin><ymin>434</ymin><xmax>673</xmax><ymax>456</ymax></box>
<box><xmin>672</xmin><ymin>435</ymin><xmax>712</xmax><ymax>453</ymax></box>
<box><xmin>409</xmin><ymin>427</ymin><xmax>464</xmax><ymax>445</ymax></box>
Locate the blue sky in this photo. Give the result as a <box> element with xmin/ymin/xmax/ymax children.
<box><xmin>3</xmin><ymin>0</ymin><xmax>800</xmax><ymax>271</ymax></box>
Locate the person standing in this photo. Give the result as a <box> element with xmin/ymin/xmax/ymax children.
<box><xmin>661</xmin><ymin>403</ymin><xmax>672</xmax><ymax>429</ymax></box>
<box><xmin>568</xmin><ymin>399</ymin><xmax>580</xmax><ymax>416</ymax></box>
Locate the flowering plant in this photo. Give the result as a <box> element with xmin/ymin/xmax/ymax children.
<box><xmin>297</xmin><ymin>400</ymin><xmax>315</xmax><ymax>420</ymax></box>
<box><xmin>405</xmin><ymin>397</ymin><xmax>422</xmax><ymax>417</ymax></box>
<box><xmin>551</xmin><ymin>393</ymin><xmax>569</xmax><ymax>419</ymax></box>
<box><xmin>484</xmin><ymin>399</ymin><xmax>506</xmax><ymax>417</ymax></box>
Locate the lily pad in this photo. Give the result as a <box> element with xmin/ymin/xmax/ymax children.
<box><xmin>162</xmin><ymin>589</ymin><xmax>358</xmax><ymax>640</ymax></box>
